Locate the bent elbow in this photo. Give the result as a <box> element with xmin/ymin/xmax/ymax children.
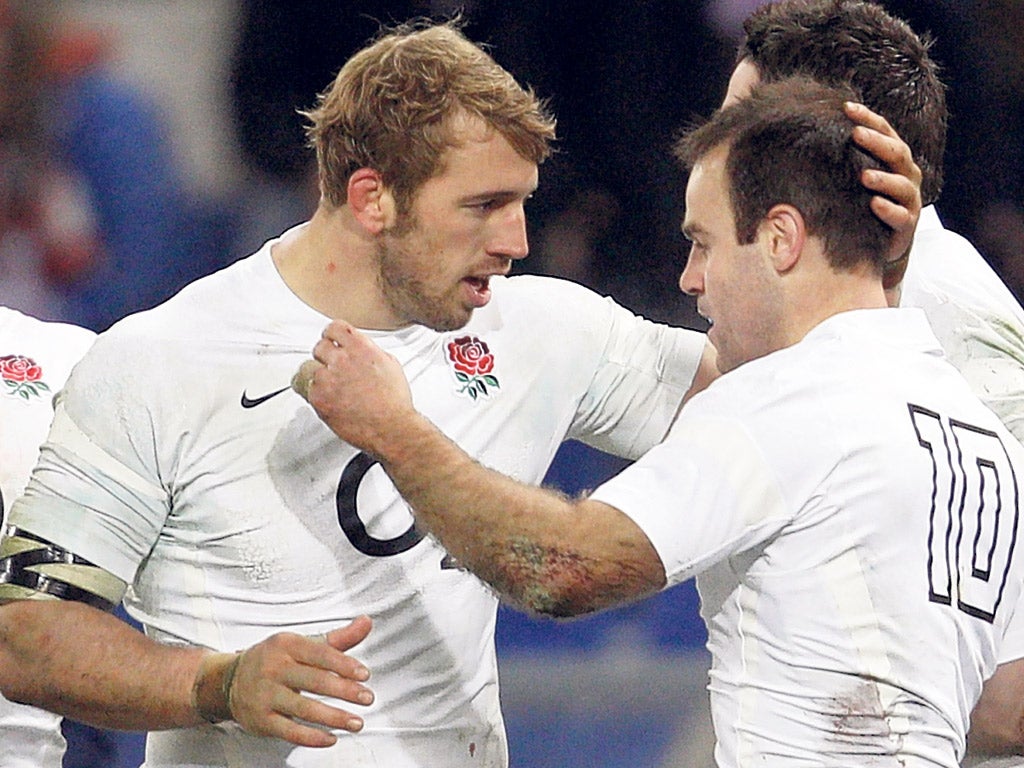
<box><xmin>517</xmin><ymin>580</ymin><xmax>598</xmax><ymax>619</ymax></box>
<box><xmin>506</xmin><ymin>565</ymin><xmax>658</xmax><ymax>619</ymax></box>
<box><xmin>486</xmin><ymin>534</ymin><xmax>663</xmax><ymax>618</ymax></box>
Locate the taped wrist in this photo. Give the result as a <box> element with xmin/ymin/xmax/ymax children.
<box><xmin>191</xmin><ymin>651</ymin><xmax>243</xmax><ymax>724</ymax></box>
<box><xmin>884</xmin><ymin>249</ymin><xmax>910</xmax><ymax>271</ymax></box>
<box><xmin>882</xmin><ymin>246</ymin><xmax>911</xmax><ymax>291</ymax></box>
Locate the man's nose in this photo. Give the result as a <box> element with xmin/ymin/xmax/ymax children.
<box><xmin>679</xmin><ymin>252</ymin><xmax>704</xmax><ymax>295</ymax></box>
<box><xmin>491</xmin><ymin>205</ymin><xmax>529</xmax><ymax>261</ymax></box>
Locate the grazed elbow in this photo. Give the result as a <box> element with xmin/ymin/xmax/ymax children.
<box><xmin>487</xmin><ymin>537</ymin><xmax>660</xmax><ymax>618</ymax></box>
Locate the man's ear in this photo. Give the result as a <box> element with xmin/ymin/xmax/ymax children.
<box><xmin>347</xmin><ymin>168</ymin><xmax>396</xmax><ymax>234</ymax></box>
<box><xmin>760</xmin><ymin>203</ymin><xmax>805</xmax><ymax>274</ymax></box>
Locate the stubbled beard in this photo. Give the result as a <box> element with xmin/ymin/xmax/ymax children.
<box><xmin>376</xmin><ymin>236</ymin><xmax>470</xmax><ymax>333</ymax></box>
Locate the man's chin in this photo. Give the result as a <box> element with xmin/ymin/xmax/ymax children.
<box><xmin>421</xmin><ymin>308</ymin><xmax>474</xmax><ymax>333</ymax></box>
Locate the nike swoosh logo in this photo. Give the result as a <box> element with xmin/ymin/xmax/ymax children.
<box><xmin>240</xmin><ymin>386</ymin><xmax>290</xmax><ymax>409</ymax></box>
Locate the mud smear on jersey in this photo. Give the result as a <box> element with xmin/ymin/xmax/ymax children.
<box><xmin>827</xmin><ymin>680</ymin><xmax>906</xmax><ymax>760</ymax></box>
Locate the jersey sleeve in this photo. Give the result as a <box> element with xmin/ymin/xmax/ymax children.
<box><xmin>588</xmin><ymin>406</ymin><xmax>791</xmax><ymax>587</ymax></box>
<box><xmin>564</xmin><ymin>287</ymin><xmax>706</xmax><ymax>459</ymax></box>
<box><xmin>7</xmin><ymin>330</ymin><xmax>172</xmax><ymax>585</ymax></box>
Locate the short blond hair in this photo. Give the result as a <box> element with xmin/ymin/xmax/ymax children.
<box><xmin>302</xmin><ymin>21</ymin><xmax>556</xmax><ymax>212</ymax></box>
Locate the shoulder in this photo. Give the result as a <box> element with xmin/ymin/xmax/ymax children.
<box><xmin>68</xmin><ymin>249</ymin><xmax>307</xmax><ymax>404</ymax></box>
<box><xmin>904</xmin><ymin>208</ymin><xmax>1023</xmax><ymax>317</ymax></box>
<box><xmin>0</xmin><ymin>307</ymin><xmax>95</xmax><ymax>383</ymax></box>
<box><xmin>489</xmin><ymin>274</ymin><xmax>660</xmax><ymax>334</ymax></box>
<box><xmin>70</xmin><ymin>264</ymin><xmax>241</xmax><ymax>395</ymax></box>
<box><xmin>689</xmin><ymin>317</ymin><xmax>877</xmax><ymax>423</ymax></box>
<box><xmin>496</xmin><ymin>274</ymin><xmax>617</xmax><ymax>309</ymax></box>
<box><xmin>99</xmin><ymin>252</ymin><xmax>267</xmax><ymax>343</ymax></box>
<box><xmin>1</xmin><ymin>305</ymin><xmax>92</xmax><ymax>340</ymax></box>
<box><xmin>484</xmin><ymin>274</ymin><xmax>702</xmax><ymax>359</ymax></box>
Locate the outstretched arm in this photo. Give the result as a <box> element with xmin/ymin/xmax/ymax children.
<box><xmin>845</xmin><ymin>101</ymin><xmax>922</xmax><ymax>299</ymax></box>
<box><xmin>293</xmin><ymin>322</ymin><xmax>666</xmax><ymax>617</ymax></box>
<box><xmin>0</xmin><ymin>597</ymin><xmax>373</xmax><ymax>747</ymax></box>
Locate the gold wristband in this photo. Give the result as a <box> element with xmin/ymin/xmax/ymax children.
<box><xmin>190</xmin><ymin>651</ymin><xmax>243</xmax><ymax>724</ymax></box>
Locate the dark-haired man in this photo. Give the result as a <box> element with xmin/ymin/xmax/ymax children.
<box><xmin>294</xmin><ymin>77</ymin><xmax>1024</xmax><ymax>768</ymax></box>
<box><xmin>728</xmin><ymin>3</ymin><xmax>1024</xmax><ymax>759</ymax></box>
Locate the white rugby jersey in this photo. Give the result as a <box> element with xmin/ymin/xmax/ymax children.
<box><xmin>903</xmin><ymin>207</ymin><xmax>1024</xmax><ymax>690</ymax></box>
<box><xmin>591</xmin><ymin>309</ymin><xmax>1024</xmax><ymax>768</ymax></box>
<box><xmin>7</xmin><ymin>230</ymin><xmax>704</xmax><ymax>767</ymax></box>
<box><xmin>0</xmin><ymin>307</ymin><xmax>94</xmax><ymax>768</ymax></box>
<box><xmin>902</xmin><ymin>206</ymin><xmax>1024</xmax><ymax>446</ymax></box>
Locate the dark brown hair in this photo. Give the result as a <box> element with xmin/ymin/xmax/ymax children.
<box><xmin>676</xmin><ymin>76</ymin><xmax>890</xmax><ymax>273</ymax></box>
<box><xmin>739</xmin><ymin>0</ymin><xmax>947</xmax><ymax>205</ymax></box>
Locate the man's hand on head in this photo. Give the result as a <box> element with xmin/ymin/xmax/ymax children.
<box><xmin>844</xmin><ymin>101</ymin><xmax>921</xmax><ymax>291</ymax></box>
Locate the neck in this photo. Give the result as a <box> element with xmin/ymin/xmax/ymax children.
<box><xmin>271</xmin><ymin>204</ymin><xmax>396</xmax><ymax>328</ymax></box>
<box><xmin>784</xmin><ymin>264</ymin><xmax>889</xmax><ymax>347</ymax></box>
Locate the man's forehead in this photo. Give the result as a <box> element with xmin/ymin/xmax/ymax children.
<box><xmin>687</xmin><ymin>147</ymin><xmax>728</xmax><ymax>197</ymax></box>
<box><xmin>417</xmin><ymin>123</ymin><xmax>539</xmax><ymax>199</ymax></box>
<box><xmin>682</xmin><ymin>167</ymin><xmax>712</xmax><ymax>234</ymax></box>
<box><xmin>446</xmin><ymin>109</ymin><xmax>493</xmax><ymax>142</ymax></box>
<box><xmin>683</xmin><ymin>149</ymin><xmax>730</xmax><ymax>231</ymax></box>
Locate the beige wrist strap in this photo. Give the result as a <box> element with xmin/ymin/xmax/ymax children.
<box><xmin>190</xmin><ymin>651</ymin><xmax>243</xmax><ymax>724</ymax></box>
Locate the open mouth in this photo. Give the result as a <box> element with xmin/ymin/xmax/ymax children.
<box><xmin>462</xmin><ymin>276</ymin><xmax>492</xmax><ymax>307</ymax></box>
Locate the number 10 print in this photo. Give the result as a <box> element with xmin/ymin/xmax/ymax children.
<box><xmin>910</xmin><ymin>405</ymin><xmax>1020</xmax><ymax>623</ymax></box>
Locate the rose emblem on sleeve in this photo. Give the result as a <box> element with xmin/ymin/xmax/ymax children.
<box><xmin>0</xmin><ymin>354</ymin><xmax>50</xmax><ymax>400</ymax></box>
<box><xmin>446</xmin><ymin>336</ymin><xmax>500</xmax><ymax>400</ymax></box>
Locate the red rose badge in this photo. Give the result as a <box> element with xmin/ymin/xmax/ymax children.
<box><xmin>447</xmin><ymin>336</ymin><xmax>500</xmax><ymax>400</ymax></box>
<box><xmin>0</xmin><ymin>355</ymin><xmax>50</xmax><ymax>400</ymax></box>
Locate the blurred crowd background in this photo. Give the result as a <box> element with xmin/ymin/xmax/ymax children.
<box><xmin>10</xmin><ymin>0</ymin><xmax>1024</xmax><ymax>765</ymax></box>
